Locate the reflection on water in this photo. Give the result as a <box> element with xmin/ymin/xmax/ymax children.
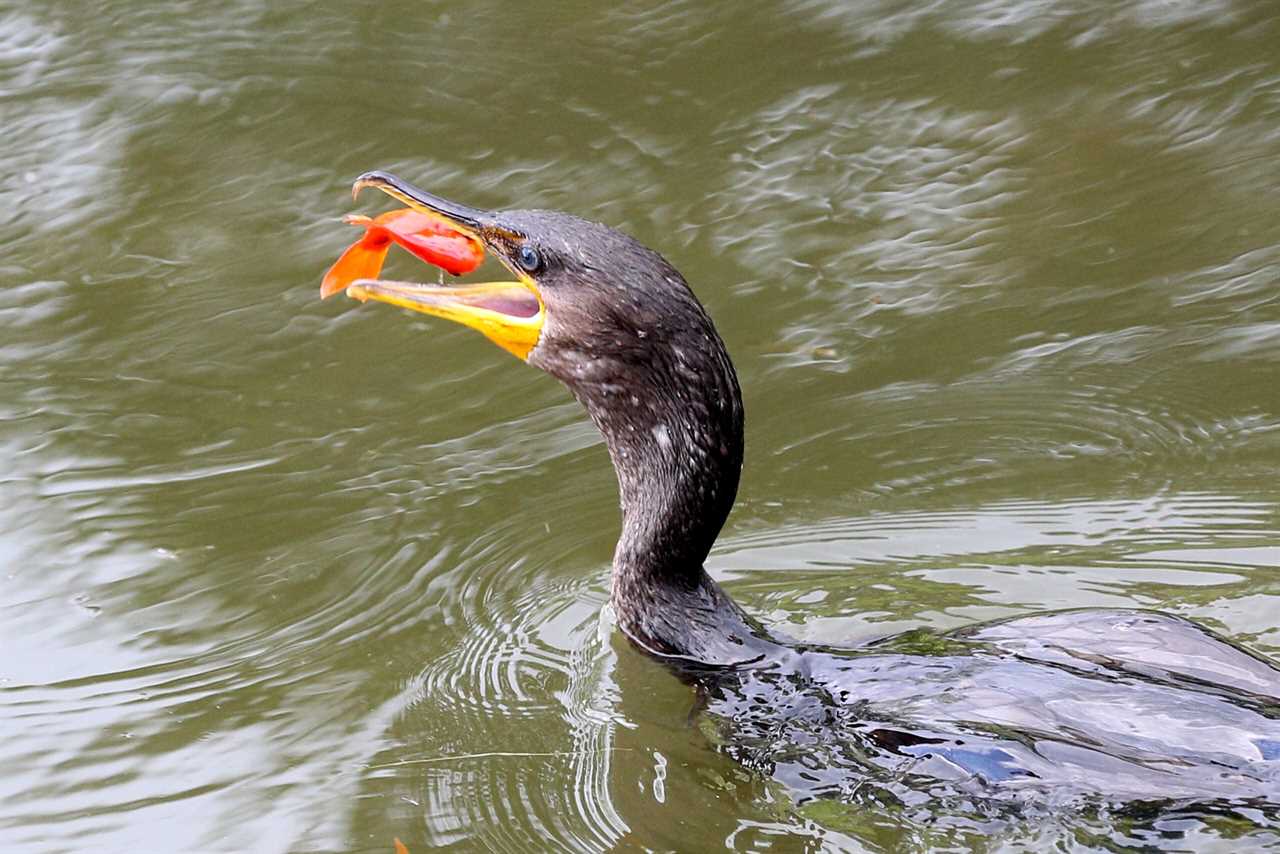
<box><xmin>2</xmin><ymin>0</ymin><xmax>1279</xmax><ymax>850</ymax></box>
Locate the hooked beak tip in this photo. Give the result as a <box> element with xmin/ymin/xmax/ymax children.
<box><xmin>351</xmin><ymin>169</ymin><xmax>398</xmax><ymax>202</ymax></box>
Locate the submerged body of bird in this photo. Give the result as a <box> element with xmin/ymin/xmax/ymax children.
<box><xmin>687</xmin><ymin>609</ymin><xmax>1280</xmax><ymax>812</ymax></box>
<box><xmin>322</xmin><ymin>170</ymin><xmax>1280</xmax><ymax>824</ymax></box>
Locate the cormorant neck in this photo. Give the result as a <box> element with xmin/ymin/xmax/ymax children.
<box><xmin>533</xmin><ymin>295</ymin><xmax>755</xmax><ymax>662</ymax></box>
<box><xmin>587</xmin><ymin>333</ymin><xmax>758</xmax><ymax>661</ymax></box>
<box><xmin>585</xmin><ymin>329</ymin><xmax>743</xmax><ymax>580</ymax></box>
<box><xmin>606</xmin><ymin>350</ymin><xmax>743</xmax><ymax>583</ymax></box>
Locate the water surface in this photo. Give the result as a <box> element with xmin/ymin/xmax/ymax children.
<box><xmin>2</xmin><ymin>1</ymin><xmax>1279</xmax><ymax>850</ymax></box>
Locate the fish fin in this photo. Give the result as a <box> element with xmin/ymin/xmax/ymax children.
<box><xmin>321</xmin><ymin>240</ymin><xmax>389</xmax><ymax>298</ymax></box>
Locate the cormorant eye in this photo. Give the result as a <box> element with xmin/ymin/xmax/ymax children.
<box><xmin>516</xmin><ymin>244</ymin><xmax>541</xmax><ymax>273</ymax></box>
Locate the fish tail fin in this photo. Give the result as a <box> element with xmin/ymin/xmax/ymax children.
<box><xmin>320</xmin><ymin>240</ymin><xmax>389</xmax><ymax>298</ymax></box>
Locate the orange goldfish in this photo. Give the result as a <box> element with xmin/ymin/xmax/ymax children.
<box><xmin>320</xmin><ymin>208</ymin><xmax>483</xmax><ymax>298</ymax></box>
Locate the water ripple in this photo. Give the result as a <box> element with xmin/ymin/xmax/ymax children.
<box><xmin>713</xmin><ymin>493</ymin><xmax>1279</xmax><ymax>649</ymax></box>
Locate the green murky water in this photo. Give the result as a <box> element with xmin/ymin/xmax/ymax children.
<box><xmin>3</xmin><ymin>2</ymin><xmax>1279</xmax><ymax>850</ymax></box>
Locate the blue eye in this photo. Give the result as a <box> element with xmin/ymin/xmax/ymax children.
<box><xmin>517</xmin><ymin>244</ymin><xmax>541</xmax><ymax>272</ymax></box>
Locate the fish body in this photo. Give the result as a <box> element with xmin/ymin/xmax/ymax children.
<box><xmin>320</xmin><ymin>209</ymin><xmax>483</xmax><ymax>298</ymax></box>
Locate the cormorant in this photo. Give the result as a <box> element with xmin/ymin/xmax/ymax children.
<box><xmin>332</xmin><ymin>170</ymin><xmax>1280</xmax><ymax>815</ymax></box>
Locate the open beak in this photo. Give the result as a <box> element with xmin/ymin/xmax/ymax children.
<box><xmin>342</xmin><ymin>170</ymin><xmax>544</xmax><ymax>361</ymax></box>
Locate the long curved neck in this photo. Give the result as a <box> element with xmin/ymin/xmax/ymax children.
<box><xmin>555</xmin><ymin>320</ymin><xmax>775</xmax><ymax>663</ymax></box>
<box><xmin>604</xmin><ymin>338</ymin><xmax>743</xmax><ymax>586</ymax></box>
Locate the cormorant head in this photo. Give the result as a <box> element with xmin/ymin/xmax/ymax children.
<box><xmin>343</xmin><ymin>171</ymin><xmax>734</xmax><ymax>411</ymax></box>
<box><xmin>342</xmin><ymin>171</ymin><xmax>744</xmax><ymax>572</ymax></box>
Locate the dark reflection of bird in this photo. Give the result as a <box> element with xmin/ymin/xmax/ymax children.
<box><xmin>336</xmin><ymin>170</ymin><xmax>1280</xmax><ymax>818</ymax></box>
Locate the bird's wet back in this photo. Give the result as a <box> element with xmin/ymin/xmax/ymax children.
<box><xmin>682</xmin><ymin>609</ymin><xmax>1280</xmax><ymax>828</ymax></box>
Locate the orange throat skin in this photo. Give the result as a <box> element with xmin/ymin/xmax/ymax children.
<box><xmin>342</xmin><ymin>278</ymin><xmax>543</xmax><ymax>361</ymax></box>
